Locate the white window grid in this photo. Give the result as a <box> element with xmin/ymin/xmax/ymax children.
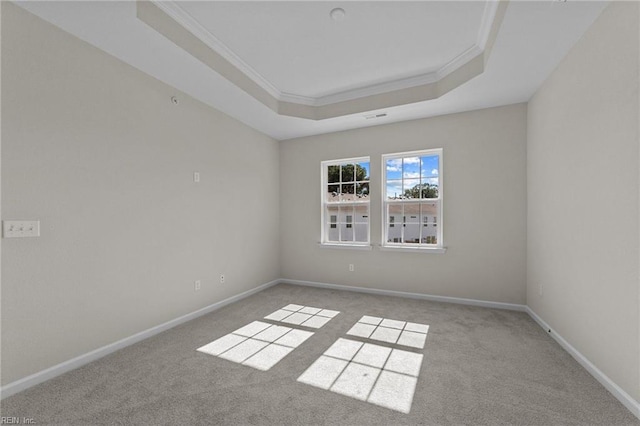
<box><xmin>321</xmin><ymin>157</ymin><xmax>370</xmax><ymax>246</ymax></box>
<box><xmin>382</xmin><ymin>149</ymin><xmax>443</xmax><ymax>249</ymax></box>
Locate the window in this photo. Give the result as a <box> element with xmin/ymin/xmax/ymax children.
<box><xmin>383</xmin><ymin>149</ymin><xmax>443</xmax><ymax>249</ymax></box>
<box><xmin>321</xmin><ymin>157</ymin><xmax>370</xmax><ymax>246</ymax></box>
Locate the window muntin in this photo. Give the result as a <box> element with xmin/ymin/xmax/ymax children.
<box><xmin>383</xmin><ymin>150</ymin><xmax>442</xmax><ymax>248</ymax></box>
<box><xmin>322</xmin><ymin>158</ymin><xmax>370</xmax><ymax>245</ymax></box>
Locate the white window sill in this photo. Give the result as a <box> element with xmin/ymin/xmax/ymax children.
<box><xmin>379</xmin><ymin>245</ymin><xmax>447</xmax><ymax>254</ymax></box>
<box><xmin>318</xmin><ymin>243</ymin><xmax>373</xmax><ymax>251</ymax></box>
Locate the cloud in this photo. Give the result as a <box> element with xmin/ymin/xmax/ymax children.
<box><xmin>404</xmin><ymin>157</ymin><xmax>420</xmax><ymax>164</ymax></box>
<box><xmin>425</xmin><ymin>177</ymin><xmax>439</xmax><ymax>185</ymax></box>
<box><xmin>431</xmin><ymin>169</ymin><xmax>438</xmax><ymax>176</ymax></box>
<box><xmin>403</xmin><ymin>172</ymin><xmax>420</xmax><ymax>179</ymax></box>
<box><xmin>386</xmin><ymin>158</ymin><xmax>401</xmax><ymax>172</ymax></box>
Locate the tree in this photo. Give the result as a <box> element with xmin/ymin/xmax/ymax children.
<box><xmin>328</xmin><ymin>164</ymin><xmax>369</xmax><ymax>196</ymax></box>
<box><xmin>328</xmin><ymin>164</ymin><xmax>368</xmax><ymax>183</ymax></box>
<box><xmin>403</xmin><ymin>183</ymin><xmax>438</xmax><ymax>199</ymax></box>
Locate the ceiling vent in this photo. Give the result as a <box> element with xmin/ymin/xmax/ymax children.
<box><xmin>365</xmin><ymin>113</ymin><xmax>388</xmax><ymax>120</ymax></box>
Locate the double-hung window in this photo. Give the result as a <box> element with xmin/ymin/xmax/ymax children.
<box><xmin>321</xmin><ymin>157</ymin><xmax>370</xmax><ymax>246</ymax></box>
<box><xmin>382</xmin><ymin>149</ymin><xmax>443</xmax><ymax>250</ymax></box>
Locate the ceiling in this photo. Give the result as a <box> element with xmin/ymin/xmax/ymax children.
<box><xmin>173</xmin><ymin>1</ymin><xmax>487</xmax><ymax>99</ymax></box>
<box><xmin>15</xmin><ymin>1</ymin><xmax>608</xmax><ymax>140</ymax></box>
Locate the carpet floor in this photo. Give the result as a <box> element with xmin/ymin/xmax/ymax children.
<box><xmin>2</xmin><ymin>283</ymin><xmax>638</xmax><ymax>425</ymax></box>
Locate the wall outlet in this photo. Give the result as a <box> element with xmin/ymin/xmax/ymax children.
<box><xmin>3</xmin><ymin>220</ymin><xmax>40</xmax><ymax>238</ymax></box>
<box><xmin>194</xmin><ymin>172</ymin><xmax>200</xmax><ymax>183</ymax></box>
<box><xmin>220</xmin><ymin>274</ymin><xmax>225</xmax><ymax>284</ymax></box>
<box><xmin>194</xmin><ymin>280</ymin><xmax>201</xmax><ymax>291</ymax></box>
<box><xmin>348</xmin><ymin>264</ymin><xmax>354</xmax><ymax>272</ymax></box>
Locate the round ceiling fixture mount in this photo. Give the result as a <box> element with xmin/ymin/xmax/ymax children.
<box><xmin>329</xmin><ymin>8</ymin><xmax>346</xmax><ymax>22</ymax></box>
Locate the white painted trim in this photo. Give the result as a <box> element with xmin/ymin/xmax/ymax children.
<box><xmin>4</xmin><ymin>276</ymin><xmax>638</xmax><ymax>422</ymax></box>
<box><xmin>282</xmin><ymin>278</ymin><xmax>527</xmax><ymax>312</ymax></box>
<box><xmin>378</xmin><ymin>246</ymin><xmax>447</xmax><ymax>254</ymax></box>
<box><xmin>526</xmin><ymin>307</ymin><xmax>640</xmax><ymax>420</ymax></box>
<box><xmin>150</xmin><ymin>0</ymin><xmax>282</xmax><ymax>100</ymax></box>
<box><xmin>320</xmin><ymin>157</ymin><xmax>371</xmax><ymax>246</ymax></box>
<box><xmin>381</xmin><ymin>148</ymin><xmax>444</xmax><ymax>251</ymax></box>
<box><xmin>155</xmin><ymin>0</ymin><xmax>501</xmax><ymax>107</ymax></box>
<box><xmin>435</xmin><ymin>45</ymin><xmax>483</xmax><ymax>81</ymax></box>
<box><xmin>318</xmin><ymin>243</ymin><xmax>373</xmax><ymax>251</ymax></box>
<box><xmin>308</xmin><ymin>70</ymin><xmax>440</xmax><ymax>107</ymax></box>
<box><xmin>0</xmin><ymin>279</ymin><xmax>280</xmax><ymax>400</ymax></box>
<box><xmin>477</xmin><ymin>0</ymin><xmax>500</xmax><ymax>50</ymax></box>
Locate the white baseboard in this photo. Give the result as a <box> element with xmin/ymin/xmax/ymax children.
<box><xmin>526</xmin><ymin>307</ymin><xmax>640</xmax><ymax>420</ymax></box>
<box><xmin>3</xmin><ymin>277</ymin><xmax>638</xmax><ymax>422</ymax></box>
<box><xmin>281</xmin><ymin>278</ymin><xmax>527</xmax><ymax>312</ymax></box>
<box><xmin>283</xmin><ymin>278</ymin><xmax>639</xmax><ymax>420</ymax></box>
<box><xmin>0</xmin><ymin>279</ymin><xmax>280</xmax><ymax>400</ymax></box>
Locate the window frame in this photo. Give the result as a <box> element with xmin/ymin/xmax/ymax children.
<box><xmin>320</xmin><ymin>156</ymin><xmax>371</xmax><ymax>248</ymax></box>
<box><xmin>381</xmin><ymin>148</ymin><xmax>444</xmax><ymax>252</ymax></box>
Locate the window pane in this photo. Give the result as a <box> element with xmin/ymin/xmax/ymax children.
<box><xmin>346</xmin><ymin>215</ymin><xmax>353</xmax><ymax>228</ymax></box>
<box><xmin>340</xmin><ymin>223</ymin><xmax>354</xmax><ymax>241</ymax></box>
<box><xmin>421</xmin><ymin>202</ymin><xmax>438</xmax><ymax>244</ymax></box>
<box><xmin>355</xmin><ymin>223</ymin><xmax>367</xmax><ymax>242</ymax></box>
<box><xmin>357</xmin><ymin>162</ymin><xmax>370</xmax><ymax>181</ymax></box>
<box><xmin>403</xmin><ymin>224</ymin><xmax>420</xmax><ymax>244</ymax></box>
<box><xmin>421</xmin><ymin>155</ymin><xmax>439</xmax><ymax>178</ymax></box>
<box><xmin>402</xmin><ymin>203</ymin><xmax>420</xmax><ymax>244</ymax></box>
<box><xmin>356</xmin><ymin>182</ymin><xmax>369</xmax><ymax>199</ymax></box>
<box><xmin>341</xmin><ymin>164</ymin><xmax>355</xmax><ymax>183</ymax></box>
<box><xmin>341</xmin><ymin>183</ymin><xmax>355</xmax><ymax>201</ymax></box>
<box><xmin>327</xmin><ymin>222</ymin><xmax>339</xmax><ymax>241</ymax></box>
<box><xmin>403</xmin><ymin>179</ymin><xmax>420</xmax><ymax>198</ymax></box>
<box><xmin>386</xmin><ymin>180</ymin><xmax>402</xmax><ymax>199</ymax></box>
<box><xmin>327</xmin><ymin>184</ymin><xmax>340</xmax><ymax>202</ymax></box>
<box><xmin>323</xmin><ymin>157</ymin><xmax>370</xmax><ymax>246</ymax></box>
<box><xmin>354</xmin><ymin>205</ymin><xmax>369</xmax><ymax>223</ymax></box>
<box><xmin>386</xmin><ymin>158</ymin><xmax>402</xmax><ymax>180</ymax></box>
<box><xmin>328</xmin><ymin>165</ymin><xmax>340</xmax><ymax>183</ymax></box>
<box><xmin>339</xmin><ymin>205</ymin><xmax>353</xmax><ymax>224</ymax></box>
<box><xmin>404</xmin><ymin>204</ymin><xmax>420</xmax><ymax>223</ymax></box>
<box><xmin>387</xmin><ymin>204</ymin><xmax>402</xmax><ymax>243</ymax></box>
<box><xmin>402</xmin><ymin>157</ymin><xmax>420</xmax><ymax>179</ymax></box>
<box><xmin>419</xmin><ymin>178</ymin><xmax>439</xmax><ymax>199</ymax></box>
<box><xmin>416</xmin><ymin>178</ymin><xmax>438</xmax><ymax>198</ymax></box>
<box><xmin>326</xmin><ymin>205</ymin><xmax>339</xmax><ymax>241</ymax></box>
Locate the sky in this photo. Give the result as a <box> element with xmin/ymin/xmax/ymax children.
<box><xmin>326</xmin><ymin>156</ymin><xmax>439</xmax><ymax>199</ymax></box>
<box><xmin>386</xmin><ymin>155</ymin><xmax>439</xmax><ymax>199</ymax></box>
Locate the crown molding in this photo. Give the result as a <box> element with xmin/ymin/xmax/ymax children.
<box><xmin>153</xmin><ymin>0</ymin><xmax>501</xmax><ymax>108</ymax></box>
<box><xmin>138</xmin><ymin>0</ymin><xmax>508</xmax><ymax>119</ymax></box>
<box><xmin>150</xmin><ymin>0</ymin><xmax>282</xmax><ymax>101</ymax></box>
<box><xmin>477</xmin><ymin>0</ymin><xmax>501</xmax><ymax>50</ymax></box>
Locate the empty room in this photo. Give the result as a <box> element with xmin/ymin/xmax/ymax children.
<box><xmin>1</xmin><ymin>0</ymin><xmax>639</xmax><ymax>424</ymax></box>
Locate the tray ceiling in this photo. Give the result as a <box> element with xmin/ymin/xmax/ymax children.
<box><xmin>168</xmin><ymin>1</ymin><xmax>489</xmax><ymax>100</ymax></box>
<box><xmin>139</xmin><ymin>1</ymin><xmax>505</xmax><ymax>118</ymax></box>
<box><xmin>13</xmin><ymin>1</ymin><xmax>609</xmax><ymax>139</ymax></box>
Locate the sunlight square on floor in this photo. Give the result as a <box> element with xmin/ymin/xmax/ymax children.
<box><xmin>347</xmin><ymin>316</ymin><xmax>429</xmax><ymax>348</ymax></box>
<box><xmin>297</xmin><ymin>338</ymin><xmax>424</xmax><ymax>413</ymax></box>
<box><xmin>197</xmin><ymin>321</ymin><xmax>314</xmax><ymax>371</ymax></box>
<box><xmin>264</xmin><ymin>304</ymin><xmax>340</xmax><ymax>329</ymax></box>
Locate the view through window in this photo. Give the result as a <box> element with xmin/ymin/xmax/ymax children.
<box><xmin>383</xmin><ymin>149</ymin><xmax>442</xmax><ymax>248</ymax></box>
<box><xmin>321</xmin><ymin>158</ymin><xmax>370</xmax><ymax>245</ymax></box>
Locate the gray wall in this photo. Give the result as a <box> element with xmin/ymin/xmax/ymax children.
<box><xmin>280</xmin><ymin>104</ymin><xmax>527</xmax><ymax>305</ymax></box>
<box><xmin>1</xmin><ymin>3</ymin><xmax>280</xmax><ymax>385</ymax></box>
<box><xmin>527</xmin><ymin>1</ymin><xmax>639</xmax><ymax>401</ymax></box>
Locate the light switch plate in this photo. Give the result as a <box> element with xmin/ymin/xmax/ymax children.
<box><xmin>3</xmin><ymin>221</ymin><xmax>40</xmax><ymax>238</ymax></box>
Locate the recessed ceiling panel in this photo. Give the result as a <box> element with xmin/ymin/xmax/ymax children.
<box><xmin>177</xmin><ymin>1</ymin><xmax>486</xmax><ymax>99</ymax></box>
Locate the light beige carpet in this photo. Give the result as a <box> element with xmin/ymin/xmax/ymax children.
<box><xmin>2</xmin><ymin>283</ymin><xmax>638</xmax><ymax>425</ymax></box>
